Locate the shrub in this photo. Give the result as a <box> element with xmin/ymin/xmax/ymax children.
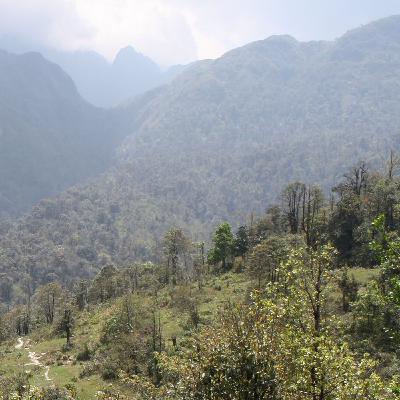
<box><xmin>76</xmin><ymin>343</ymin><xmax>92</xmax><ymax>361</ymax></box>
<box><xmin>101</xmin><ymin>363</ymin><xmax>119</xmax><ymax>380</ymax></box>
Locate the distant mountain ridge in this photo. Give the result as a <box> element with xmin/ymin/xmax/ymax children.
<box><xmin>0</xmin><ymin>36</ymin><xmax>186</xmax><ymax>107</ymax></box>
<box><xmin>0</xmin><ymin>49</ymin><xmax>131</xmax><ymax>216</ymax></box>
<box><xmin>117</xmin><ymin>16</ymin><xmax>400</xmax><ymax>209</ymax></box>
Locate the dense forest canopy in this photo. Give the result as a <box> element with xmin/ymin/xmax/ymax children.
<box><xmin>2</xmin><ymin>16</ymin><xmax>400</xmax><ymax>290</ymax></box>
<box><xmin>1</xmin><ymin>160</ymin><xmax>400</xmax><ymax>398</ymax></box>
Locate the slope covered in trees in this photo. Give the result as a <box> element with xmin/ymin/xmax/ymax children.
<box><xmin>3</xmin><ymin>16</ymin><xmax>400</xmax><ymax>399</ymax></box>
<box><xmin>2</xmin><ymin>161</ymin><xmax>400</xmax><ymax>398</ymax></box>
<box><xmin>118</xmin><ymin>15</ymin><xmax>400</xmax><ymax>221</ymax></box>
<box><xmin>3</xmin><ymin>16</ymin><xmax>400</xmax><ymax>289</ymax></box>
<box><xmin>0</xmin><ymin>50</ymin><xmax>132</xmax><ymax>216</ymax></box>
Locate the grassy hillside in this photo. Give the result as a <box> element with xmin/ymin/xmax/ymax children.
<box><xmin>0</xmin><ymin>271</ymin><xmax>250</xmax><ymax>399</ymax></box>
<box><xmin>0</xmin><ymin>267</ymin><xmax>377</xmax><ymax>399</ymax></box>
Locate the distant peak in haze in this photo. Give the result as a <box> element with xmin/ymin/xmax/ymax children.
<box><xmin>0</xmin><ymin>35</ymin><xmax>186</xmax><ymax>107</ymax></box>
<box><xmin>335</xmin><ymin>14</ymin><xmax>400</xmax><ymax>46</ymax></box>
<box><xmin>113</xmin><ymin>46</ymin><xmax>139</xmax><ymax>63</ymax></box>
<box><xmin>114</xmin><ymin>46</ymin><xmax>141</xmax><ymax>59</ymax></box>
<box><xmin>112</xmin><ymin>45</ymin><xmax>160</xmax><ymax>72</ymax></box>
<box><xmin>264</xmin><ymin>34</ymin><xmax>298</xmax><ymax>44</ymax></box>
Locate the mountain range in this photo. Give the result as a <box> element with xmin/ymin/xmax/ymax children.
<box><xmin>0</xmin><ymin>35</ymin><xmax>186</xmax><ymax>107</ymax></box>
<box><xmin>1</xmin><ymin>15</ymin><xmax>400</xmax><ymax>289</ymax></box>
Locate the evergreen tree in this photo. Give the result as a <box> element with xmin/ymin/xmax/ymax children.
<box><xmin>207</xmin><ymin>222</ymin><xmax>234</xmax><ymax>271</ymax></box>
<box><xmin>234</xmin><ymin>225</ymin><xmax>249</xmax><ymax>258</ymax></box>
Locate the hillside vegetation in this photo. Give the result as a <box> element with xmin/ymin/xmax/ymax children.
<box><xmin>3</xmin><ymin>17</ymin><xmax>400</xmax><ymax>290</ymax></box>
<box><xmin>4</xmin><ymin>13</ymin><xmax>400</xmax><ymax>400</ymax></box>
<box><xmin>1</xmin><ymin>158</ymin><xmax>400</xmax><ymax>398</ymax></box>
<box><xmin>0</xmin><ymin>50</ymin><xmax>134</xmax><ymax>216</ymax></box>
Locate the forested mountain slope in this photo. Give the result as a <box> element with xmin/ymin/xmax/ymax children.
<box><xmin>2</xmin><ymin>16</ymin><xmax>400</xmax><ymax>289</ymax></box>
<box><xmin>119</xmin><ymin>15</ymin><xmax>400</xmax><ymax>222</ymax></box>
<box><xmin>0</xmin><ymin>50</ymin><xmax>131</xmax><ymax>216</ymax></box>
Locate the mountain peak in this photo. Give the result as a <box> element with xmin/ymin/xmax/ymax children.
<box><xmin>339</xmin><ymin>14</ymin><xmax>400</xmax><ymax>45</ymax></box>
<box><xmin>331</xmin><ymin>14</ymin><xmax>400</xmax><ymax>61</ymax></box>
<box><xmin>264</xmin><ymin>34</ymin><xmax>298</xmax><ymax>45</ymax></box>
<box><xmin>113</xmin><ymin>46</ymin><xmax>152</xmax><ymax>66</ymax></box>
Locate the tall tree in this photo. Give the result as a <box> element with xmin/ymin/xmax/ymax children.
<box><xmin>207</xmin><ymin>222</ymin><xmax>234</xmax><ymax>271</ymax></box>
<box><xmin>89</xmin><ymin>265</ymin><xmax>120</xmax><ymax>303</ymax></box>
<box><xmin>247</xmin><ymin>235</ymin><xmax>288</xmax><ymax>288</ymax></box>
<box><xmin>234</xmin><ymin>225</ymin><xmax>249</xmax><ymax>258</ymax></box>
<box><xmin>282</xmin><ymin>182</ymin><xmax>306</xmax><ymax>234</ymax></box>
<box><xmin>329</xmin><ymin>163</ymin><xmax>369</xmax><ymax>262</ymax></box>
<box><xmin>163</xmin><ymin>228</ymin><xmax>191</xmax><ymax>285</ymax></box>
<box><xmin>59</xmin><ymin>308</ymin><xmax>74</xmax><ymax>347</ymax></box>
<box><xmin>33</xmin><ymin>282</ymin><xmax>65</xmax><ymax>324</ymax></box>
<box><xmin>301</xmin><ymin>185</ymin><xmax>325</xmax><ymax>247</ymax></box>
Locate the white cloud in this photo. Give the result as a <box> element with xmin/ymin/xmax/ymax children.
<box><xmin>0</xmin><ymin>0</ymin><xmax>279</xmax><ymax>64</ymax></box>
<box><xmin>0</xmin><ymin>0</ymin><xmax>93</xmax><ymax>50</ymax></box>
<box><xmin>73</xmin><ymin>0</ymin><xmax>198</xmax><ymax>64</ymax></box>
<box><xmin>0</xmin><ymin>0</ymin><xmax>400</xmax><ymax>65</ymax></box>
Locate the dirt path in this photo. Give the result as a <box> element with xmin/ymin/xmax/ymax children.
<box><xmin>44</xmin><ymin>366</ymin><xmax>51</xmax><ymax>381</ymax></box>
<box><xmin>15</xmin><ymin>337</ymin><xmax>24</xmax><ymax>349</ymax></box>
<box><xmin>16</xmin><ymin>337</ymin><xmax>52</xmax><ymax>382</ymax></box>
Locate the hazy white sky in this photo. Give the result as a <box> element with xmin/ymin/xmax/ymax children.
<box><xmin>0</xmin><ymin>0</ymin><xmax>400</xmax><ymax>65</ymax></box>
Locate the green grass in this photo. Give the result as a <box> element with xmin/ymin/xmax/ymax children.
<box><xmin>0</xmin><ymin>268</ymin><xmax>377</xmax><ymax>399</ymax></box>
<box><xmin>0</xmin><ymin>342</ymin><xmax>31</xmax><ymax>376</ymax></box>
<box><xmin>350</xmin><ymin>267</ymin><xmax>379</xmax><ymax>285</ymax></box>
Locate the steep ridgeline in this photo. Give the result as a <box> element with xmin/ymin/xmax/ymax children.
<box><xmin>0</xmin><ymin>50</ymin><xmax>131</xmax><ymax>216</ymax></box>
<box><xmin>2</xmin><ymin>16</ymin><xmax>400</xmax><ymax>289</ymax></box>
<box><xmin>118</xmin><ymin>15</ymin><xmax>400</xmax><ymax>223</ymax></box>
<box><xmin>0</xmin><ymin>35</ymin><xmax>186</xmax><ymax>107</ymax></box>
<box><xmin>40</xmin><ymin>46</ymin><xmax>186</xmax><ymax>108</ymax></box>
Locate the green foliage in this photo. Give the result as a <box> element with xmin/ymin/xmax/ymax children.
<box><xmin>5</xmin><ymin>17</ymin><xmax>400</xmax><ymax>295</ymax></box>
<box><xmin>351</xmin><ymin>216</ymin><xmax>400</xmax><ymax>352</ymax></box>
<box><xmin>163</xmin><ymin>228</ymin><xmax>192</xmax><ymax>285</ymax></box>
<box><xmin>98</xmin><ymin>294</ymin><xmax>159</xmax><ymax>378</ymax></box>
<box><xmin>158</xmin><ymin>246</ymin><xmax>389</xmax><ymax>399</ymax></box>
<box><xmin>207</xmin><ymin>222</ymin><xmax>234</xmax><ymax>271</ymax></box>
<box><xmin>0</xmin><ymin>381</ymin><xmax>76</xmax><ymax>400</ymax></box>
<box><xmin>338</xmin><ymin>267</ymin><xmax>359</xmax><ymax>312</ymax></box>
<box><xmin>33</xmin><ymin>282</ymin><xmax>66</xmax><ymax>325</ymax></box>
<box><xmin>89</xmin><ymin>265</ymin><xmax>122</xmax><ymax>304</ymax></box>
<box><xmin>233</xmin><ymin>226</ymin><xmax>249</xmax><ymax>258</ymax></box>
<box><xmin>3</xmin><ymin>17</ymin><xmax>400</xmax><ymax>398</ymax></box>
<box><xmin>247</xmin><ymin>235</ymin><xmax>292</xmax><ymax>287</ymax></box>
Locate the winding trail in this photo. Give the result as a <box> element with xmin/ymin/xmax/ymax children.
<box><xmin>15</xmin><ymin>337</ymin><xmax>52</xmax><ymax>382</ymax></box>
<box><xmin>44</xmin><ymin>366</ymin><xmax>51</xmax><ymax>381</ymax></box>
<box><xmin>15</xmin><ymin>337</ymin><xmax>23</xmax><ymax>350</ymax></box>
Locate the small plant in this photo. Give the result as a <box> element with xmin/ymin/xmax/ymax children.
<box><xmin>64</xmin><ymin>383</ymin><xmax>78</xmax><ymax>397</ymax></box>
<box><xmin>76</xmin><ymin>343</ymin><xmax>92</xmax><ymax>361</ymax></box>
<box><xmin>101</xmin><ymin>363</ymin><xmax>119</xmax><ymax>380</ymax></box>
<box><xmin>79</xmin><ymin>362</ymin><xmax>97</xmax><ymax>378</ymax></box>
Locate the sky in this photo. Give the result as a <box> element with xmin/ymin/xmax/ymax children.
<box><xmin>0</xmin><ymin>0</ymin><xmax>400</xmax><ymax>66</ymax></box>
